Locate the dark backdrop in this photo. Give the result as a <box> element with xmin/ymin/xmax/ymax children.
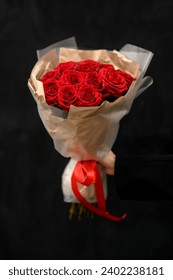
<box><xmin>1</xmin><ymin>0</ymin><xmax>173</xmax><ymax>260</ymax></box>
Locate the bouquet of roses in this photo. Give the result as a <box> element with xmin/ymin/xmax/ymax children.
<box><xmin>40</xmin><ymin>59</ymin><xmax>135</xmax><ymax>111</ymax></box>
<box><xmin>28</xmin><ymin>37</ymin><xmax>153</xmax><ymax>221</ymax></box>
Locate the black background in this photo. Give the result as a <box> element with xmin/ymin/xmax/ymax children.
<box><xmin>1</xmin><ymin>0</ymin><xmax>173</xmax><ymax>259</ymax></box>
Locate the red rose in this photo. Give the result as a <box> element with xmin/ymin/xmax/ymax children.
<box><xmin>98</xmin><ymin>68</ymin><xmax>129</xmax><ymax>97</ymax></box>
<box><xmin>41</xmin><ymin>70</ymin><xmax>57</xmax><ymax>82</ymax></box>
<box><xmin>116</xmin><ymin>69</ymin><xmax>135</xmax><ymax>86</ymax></box>
<box><xmin>43</xmin><ymin>78</ymin><xmax>59</xmax><ymax>106</ymax></box>
<box><xmin>85</xmin><ymin>71</ymin><xmax>102</xmax><ymax>91</ymax></box>
<box><xmin>99</xmin><ymin>63</ymin><xmax>114</xmax><ymax>71</ymax></box>
<box><xmin>55</xmin><ymin>61</ymin><xmax>77</xmax><ymax>73</ymax></box>
<box><xmin>77</xmin><ymin>84</ymin><xmax>102</xmax><ymax>107</ymax></box>
<box><xmin>57</xmin><ymin>84</ymin><xmax>77</xmax><ymax>111</ymax></box>
<box><xmin>75</xmin><ymin>60</ymin><xmax>101</xmax><ymax>72</ymax></box>
<box><xmin>61</xmin><ymin>70</ymin><xmax>84</xmax><ymax>85</ymax></box>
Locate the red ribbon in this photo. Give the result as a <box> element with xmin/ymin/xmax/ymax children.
<box><xmin>71</xmin><ymin>160</ymin><xmax>126</xmax><ymax>222</ymax></box>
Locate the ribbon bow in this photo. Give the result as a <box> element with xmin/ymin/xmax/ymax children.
<box><xmin>71</xmin><ymin>160</ymin><xmax>126</xmax><ymax>221</ymax></box>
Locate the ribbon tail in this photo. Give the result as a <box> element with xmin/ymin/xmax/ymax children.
<box><xmin>71</xmin><ymin>161</ymin><xmax>126</xmax><ymax>222</ymax></box>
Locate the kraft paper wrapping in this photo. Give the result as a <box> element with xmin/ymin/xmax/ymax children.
<box><xmin>28</xmin><ymin>47</ymin><xmax>153</xmax><ymax>162</ymax></box>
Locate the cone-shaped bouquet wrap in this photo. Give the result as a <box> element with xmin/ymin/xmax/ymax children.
<box><xmin>28</xmin><ymin>37</ymin><xmax>153</xmax><ymax>221</ymax></box>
